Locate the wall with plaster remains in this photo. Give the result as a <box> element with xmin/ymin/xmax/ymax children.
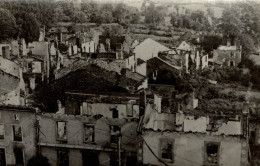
<box><xmin>80</xmin><ymin>102</ymin><xmax>139</xmax><ymax>119</ymax></box>
<box><xmin>38</xmin><ymin>113</ymin><xmax>139</xmax><ymax>166</ymax></box>
<box><xmin>0</xmin><ymin>109</ymin><xmax>36</xmax><ymax>166</ymax></box>
<box><xmin>143</xmin><ymin>131</ymin><xmax>247</xmax><ymax>166</ymax></box>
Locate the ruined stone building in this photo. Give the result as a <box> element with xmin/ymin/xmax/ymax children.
<box><xmin>139</xmin><ymin>91</ymin><xmax>249</xmax><ymax>166</ymax></box>
<box><xmin>210</xmin><ymin>39</ymin><xmax>242</xmax><ymax>67</ymax></box>
<box><xmin>38</xmin><ymin>112</ymin><xmax>139</xmax><ymax>166</ymax></box>
<box><xmin>0</xmin><ymin>105</ymin><xmax>37</xmax><ymax>166</ymax></box>
<box><xmin>0</xmin><ymin>57</ymin><xmax>26</xmax><ymax>105</ymax></box>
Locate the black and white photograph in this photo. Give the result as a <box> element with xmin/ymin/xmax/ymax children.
<box><xmin>0</xmin><ymin>0</ymin><xmax>259</xmax><ymax>165</ymax></box>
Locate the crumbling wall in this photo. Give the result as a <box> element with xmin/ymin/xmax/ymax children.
<box><xmin>143</xmin><ymin>131</ymin><xmax>246</xmax><ymax>166</ymax></box>
<box><xmin>38</xmin><ymin>113</ymin><xmax>139</xmax><ymax>166</ymax></box>
<box><xmin>0</xmin><ymin>56</ymin><xmax>20</xmax><ymax>77</ymax></box>
<box><xmin>80</xmin><ymin>103</ymin><xmax>139</xmax><ymax>119</ymax></box>
<box><xmin>0</xmin><ymin>110</ymin><xmax>36</xmax><ymax>166</ymax></box>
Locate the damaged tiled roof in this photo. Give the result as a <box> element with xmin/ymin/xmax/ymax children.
<box><xmin>158</xmin><ymin>53</ymin><xmax>182</xmax><ymax>67</ymax></box>
<box><xmin>148</xmin><ymin>84</ymin><xmax>175</xmax><ymax>98</ymax></box>
<box><xmin>124</xmin><ymin>68</ymin><xmax>146</xmax><ymax>82</ymax></box>
<box><xmin>56</xmin><ymin>62</ymin><xmax>145</xmax><ymax>90</ymax></box>
<box><xmin>154</xmin><ymin>57</ymin><xmax>182</xmax><ymax>70</ymax></box>
<box><xmin>90</xmin><ymin>52</ymin><xmax>117</xmax><ymax>59</ymax></box>
<box><xmin>0</xmin><ymin>57</ymin><xmax>20</xmax><ymax>78</ymax></box>
<box><xmin>56</xmin><ymin>59</ymin><xmax>146</xmax><ymax>87</ymax></box>
<box><xmin>66</xmin><ymin>91</ymin><xmax>140</xmax><ymax>104</ymax></box>
<box><xmin>0</xmin><ymin>104</ymin><xmax>37</xmax><ymax>112</ymax></box>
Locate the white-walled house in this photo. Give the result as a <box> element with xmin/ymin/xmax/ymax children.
<box><xmin>125</xmin><ymin>38</ymin><xmax>170</xmax><ymax>76</ymax></box>
<box><xmin>134</xmin><ymin>38</ymin><xmax>170</xmax><ymax>61</ymax></box>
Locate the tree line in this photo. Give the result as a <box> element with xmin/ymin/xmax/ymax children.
<box><xmin>0</xmin><ymin>0</ymin><xmax>142</xmax><ymax>42</ymax></box>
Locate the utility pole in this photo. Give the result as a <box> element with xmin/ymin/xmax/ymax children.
<box><xmin>34</xmin><ymin>118</ymin><xmax>40</xmax><ymax>155</ymax></box>
<box><xmin>117</xmin><ymin>131</ymin><xmax>121</xmax><ymax>166</ymax></box>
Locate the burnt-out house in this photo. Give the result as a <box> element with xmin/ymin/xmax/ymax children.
<box><xmin>48</xmin><ymin>27</ymin><xmax>69</xmax><ymax>43</ymax></box>
<box><xmin>211</xmin><ymin>39</ymin><xmax>242</xmax><ymax>67</ymax></box>
<box><xmin>146</xmin><ymin>56</ymin><xmax>181</xmax><ymax>86</ymax></box>
<box><xmin>140</xmin><ymin>94</ymin><xmax>249</xmax><ymax>166</ymax></box>
<box><xmin>64</xmin><ymin>91</ymin><xmax>140</xmax><ymax>118</ymax></box>
<box><xmin>54</xmin><ymin>58</ymin><xmax>147</xmax><ymax>92</ymax></box>
<box><xmin>43</xmin><ymin>59</ymin><xmax>148</xmax><ymax>113</ymax></box>
<box><xmin>98</xmin><ymin>35</ymin><xmax>132</xmax><ymax>59</ymax></box>
<box><xmin>38</xmin><ymin>112</ymin><xmax>140</xmax><ymax>166</ymax></box>
<box><xmin>0</xmin><ymin>105</ymin><xmax>38</xmax><ymax>166</ymax></box>
<box><xmin>0</xmin><ymin>57</ymin><xmax>26</xmax><ymax>106</ymax></box>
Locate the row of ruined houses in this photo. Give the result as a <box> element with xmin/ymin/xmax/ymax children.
<box><xmin>0</xmin><ymin>26</ymin><xmax>242</xmax><ymax>82</ymax></box>
<box><xmin>0</xmin><ymin>87</ymin><xmax>258</xmax><ymax>166</ymax></box>
<box><xmin>0</xmin><ymin>26</ymin><xmax>246</xmax><ymax>166</ymax></box>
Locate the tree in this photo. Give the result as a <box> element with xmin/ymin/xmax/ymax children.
<box><xmin>170</xmin><ymin>12</ymin><xmax>177</xmax><ymax>27</ymax></box>
<box><xmin>238</xmin><ymin>34</ymin><xmax>255</xmax><ymax>55</ymax></box>
<box><xmin>100</xmin><ymin>11</ymin><xmax>114</xmax><ymax>23</ymax></box>
<box><xmin>218</xmin><ymin>7</ymin><xmax>244</xmax><ymax>37</ymax></box>
<box><xmin>53</xmin><ymin>7</ymin><xmax>70</xmax><ymax>22</ymax></box>
<box><xmin>102</xmin><ymin>24</ymin><xmax>124</xmax><ymax>36</ymax></box>
<box><xmin>0</xmin><ymin>8</ymin><xmax>17</xmax><ymax>41</ymax></box>
<box><xmin>144</xmin><ymin>2</ymin><xmax>165</xmax><ymax>27</ymax></box>
<box><xmin>130</xmin><ymin>13</ymin><xmax>141</xmax><ymax>24</ymax></box>
<box><xmin>81</xmin><ymin>1</ymin><xmax>99</xmax><ymax>22</ymax></box>
<box><xmin>15</xmin><ymin>12</ymin><xmax>40</xmax><ymax>43</ymax></box>
<box><xmin>191</xmin><ymin>10</ymin><xmax>205</xmax><ymax>24</ymax></box>
<box><xmin>201</xmin><ymin>34</ymin><xmax>223</xmax><ymax>53</ymax></box>
<box><xmin>94</xmin><ymin>10</ymin><xmax>114</xmax><ymax>24</ymax></box>
<box><xmin>113</xmin><ymin>3</ymin><xmax>128</xmax><ymax>23</ymax></box>
<box><xmin>72</xmin><ymin>10</ymin><xmax>89</xmax><ymax>23</ymax></box>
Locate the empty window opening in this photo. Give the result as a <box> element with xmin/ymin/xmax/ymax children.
<box><xmin>0</xmin><ymin>124</ymin><xmax>4</xmax><ymax>139</ymax></box>
<box><xmin>110</xmin><ymin>125</ymin><xmax>120</xmax><ymax>144</ymax></box>
<box><xmin>205</xmin><ymin>142</ymin><xmax>219</xmax><ymax>165</ymax></box>
<box><xmin>12</xmin><ymin>125</ymin><xmax>22</xmax><ymax>142</ymax></box>
<box><xmin>84</xmin><ymin>124</ymin><xmax>94</xmax><ymax>143</ymax></box>
<box><xmin>230</xmin><ymin>61</ymin><xmax>234</xmax><ymax>67</ymax></box>
<box><xmin>57</xmin><ymin>122</ymin><xmax>67</xmax><ymax>141</ymax></box>
<box><xmin>111</xmin><ymin>108</ymin><xmax>118</xmax><ymax>119</ymax></box>
<box><xmin>160</xmin><ymin>139</ymin><xmax>173</xmax><ymax>162</ymax></box>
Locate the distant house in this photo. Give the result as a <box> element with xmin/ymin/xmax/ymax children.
<box><xmin>157</xmin><ymin>41</ymin><xmax>208</xmax><ymax>74</ymax></box>
<box><xmin>125</xmin><ymin>38</ymin><xmax>170</xmax><ymax>76</ymax></box>
<box><xmin>81</xmin><ymin>29</ymin><xmax>99</xmax><ymax>53</ymax></box>
<box><xmin>133</xmin><ymin>38</ymin><xmax>170</xmax><ymax>62</ymax></box>
<box><xmin>48</xmin><ymin>26</ymin><xmax>69</xmax><ymax>42</ymax></box>
<box><xmin>146</xmin><ymin>56</ymin><xmax>181</xmax><ymax>86</ymax></box>
<box><xmin>176</xmin><ymin>41</ymin><xmax>193</xmax><ymax>54</ymax></box>
<box><xmin>211</xmin><ymin>40</ymin><xmax>242</xmax><ymax>67</ymax></box>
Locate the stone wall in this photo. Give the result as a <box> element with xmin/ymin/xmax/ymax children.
<box><xmin>0</xmin><ymin>109</ymin><xmax>36</xmax><ymax>166</ymax></box>
<box><xmin>143</xmin><ymin>131</ymin><xmax>247</xmax><ymax>166</ymax></box>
